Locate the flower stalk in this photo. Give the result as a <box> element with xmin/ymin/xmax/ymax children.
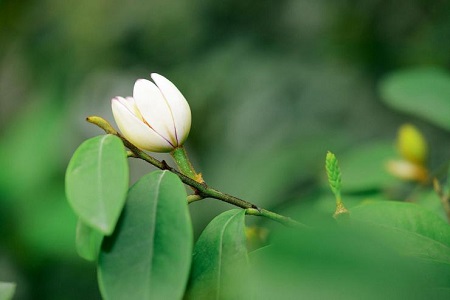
<box><xmin>171</xmin><ymin>146</ymin><xmax>204</xmax><ymax>183</ymax></box>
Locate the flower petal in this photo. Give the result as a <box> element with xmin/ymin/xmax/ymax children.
<box><xmin>118</xmin><ymin>96</ymin><xmax>142</xmax><ymax>118</ymax></box>
<box><xmin>151</xmin><ymin>73</ymin><xmax>191</xmax><ymax>145</ymax></box>
<box><xmin>133</xmin><ymin>79</ymin><xmax>177</xmax><ymax>145</ymax></box>
<box><xmin>111</xmin><ymin>97</ymin><xmax>174</xmax><ymax>152</ymax></box>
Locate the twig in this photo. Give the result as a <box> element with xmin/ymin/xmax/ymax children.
<box><xmin>87</xmin><ymin>116</ymin><xmax>305</xmax><ymax>228</ymax></box>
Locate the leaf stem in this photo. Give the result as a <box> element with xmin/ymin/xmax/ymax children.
<box><xmin>246</xmin><ymin>208</ymin><xmax>307</xmax><ymax>228</ymax></box>
<box><xmin>87</xmin><ymin>116</ymin><xmax>305</xmax><ymax>228</ymax></box>
<box><xmin>187</xmin><ymin>194</ymin><xmax>203</xmax><ymax>204</ymax></box>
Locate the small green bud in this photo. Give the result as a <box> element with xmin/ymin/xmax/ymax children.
<box><xmin>326</xmin><ymin>151</ymin><xmax>342</xmax><ymax>199</ymax></box>
<box><xmin>325</xmin><ymin>151</ymin><xmax>349</xmax><ymax>218</ymax></box>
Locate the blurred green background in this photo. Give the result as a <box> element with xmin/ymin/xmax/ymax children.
<box><xmin>1</xmin><ymin>0</ymin><xmax>449</xmax><ymax>299</ymax></box>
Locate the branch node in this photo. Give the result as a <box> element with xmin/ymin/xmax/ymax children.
<box><xmin>252</xmin><ymin>204</ymin><xmax>262</xmax><ymax>212</ymax></box>
<box><xmin>161</xmin><ymin>160</ymin><xmax>170</xmax><ymax>170</ymax></box>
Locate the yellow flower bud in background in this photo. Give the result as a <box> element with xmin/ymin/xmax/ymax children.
<box><xmin>386</xmin><ymin>123</ymin><xmax>429</xmax><ymax>183</ymax></box>
<box><xmin>397</xmin><ymin>124</ymin><xmax>428</xmax><ymax>165</ymax></box>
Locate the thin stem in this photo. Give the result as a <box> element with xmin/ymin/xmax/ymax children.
<box><xmin>187</xmin><ymin>194</ymin><xmax>203</xmax><ymax>204</ymax></box>
<box><xmin>87</xmin><ymin>116</ymin><xmax>304</xmax><ymax>228</ymax></box>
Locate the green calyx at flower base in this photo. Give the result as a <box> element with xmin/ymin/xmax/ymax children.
<box><xmin>111</xmin><ymin>73</ymin><xmax>192</xmax><ymax>153</ymax></box>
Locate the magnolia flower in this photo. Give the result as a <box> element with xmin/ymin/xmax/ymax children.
<box><xmin>111</xmin><ymin>73</ymin><xmax>191</xmax><ymax>152</ymax></box>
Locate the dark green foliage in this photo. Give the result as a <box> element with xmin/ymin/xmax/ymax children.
<box><xmin>98</xmin><ymin>171</ymin><xmax>193</xmax><ymax>300</ymax></box>
<box><xmin>185</xmin><ymin>209</ymin><xmax>249</xmax><ymax>300</ymax></box>
<box><xmin>66</xmin><ymin>135</ymin><xmax>129</xmax><ymax>235</ymax></box>
<box><xmin>1</xmin><ymin>1</ymin><xmax>450</xmax><ymax>299</ymax></box>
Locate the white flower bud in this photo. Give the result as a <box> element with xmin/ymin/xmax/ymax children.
<box><xmin>111</xmin><ymin>73</ymin><xmax>191</xmax><ymax>152</ymax></box>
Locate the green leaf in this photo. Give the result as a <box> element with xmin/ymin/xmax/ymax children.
<box><xmin>185</xmin><ymin>209</ymin><xmax>249</xmax><ymax>300</ymax></box>
<box><xmin>350</xmin><ymin>201</ymin><xmax>450</xmax><ymax>263</ymax></box>
<box><xmin>76</xmin><ymin>219</ymin><xmax>103</xmax><ymax>261</ymax></box>
<box><xmin>251</xmin><ymin>224</ymin><xmax>446</xmax><ymax>299</ymax></box>
<box><xmin>0</xmin><ymin>282</ymin><xmax>16</xmax><ymax>300</ymax></box>
<box><xmin>98</xmin><ymin>170</ymin><xmax>192</xmax><ymax>300</ymax></box>
<box><xmin>380</xmin><ymin>67</ymin><xmax>450</xmax><ymax>130</ymax></box>
<box><xmin>65</xmin><ymin>135</ymin><xmax>128</xmax><ymax>235</ymax></box>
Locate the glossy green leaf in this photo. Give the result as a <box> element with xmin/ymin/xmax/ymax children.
<box><xmin>380</xmin><ymin>67</ymin><xmax>450</xmax><ymax>130</ymax></box>
<box><xmin>98</xmin><ymin>170</ymin><xmax>192</xmax><ymax>300</ymax></box>
<box><xmin>76</xmin><ymin>219</ymin><xmax>103</xmax><ymax>261</ymax></box>
<box><xmin>251</xmin><ymin>224</ymin><xmax>446</xmax><ymax>300</ymax></box>
<box><xmin>351</xmin><ymin>201</ymin><xmax>450</xmax><ymax>263</ymax></box>
<box><xmin>65</xmin><ymin>135</ymin><xmax>128</xmax><ymax>235</ymax></box>
<box><xmin>0</xmin><ymin>282</ymin><xmax>16</xmax><ymax>300</ymax></box>
<box><xmin>185</xmin><ymin>209</ymin><xmax>249</xmax><ymax>300</ymax></box>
